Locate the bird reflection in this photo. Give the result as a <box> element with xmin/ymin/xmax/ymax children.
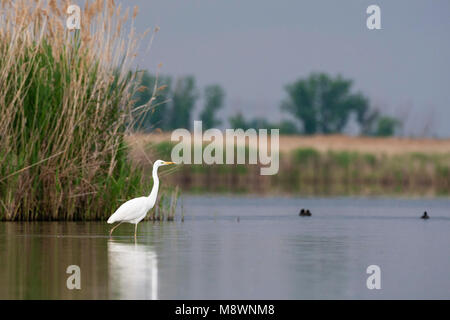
<box><xmin>107</xmin><ymin>239</ymin><xmax>158</xmax><ymax>300</ymax></box>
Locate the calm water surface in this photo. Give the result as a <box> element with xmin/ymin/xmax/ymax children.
<box><xmin>1</xmin><ymin>196</ymin><xmax>449</xmax><ymax>299</ymax></box>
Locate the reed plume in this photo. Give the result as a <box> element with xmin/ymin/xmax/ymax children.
<box><xmin>0</xmin><ymin>0</ymin><xmax>155</xmax><ymax>220</ymax></box>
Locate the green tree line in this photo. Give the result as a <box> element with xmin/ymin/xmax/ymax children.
<box><xmin>133</xmin><ymin>71</ymin><xmax>400</xmax><ymax>136</ymax></box>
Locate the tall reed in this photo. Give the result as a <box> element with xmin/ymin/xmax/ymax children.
<box><xmin>0</xmin><ymin>0</ymin><xmax>154</xmax><ymax>220</ymax></box>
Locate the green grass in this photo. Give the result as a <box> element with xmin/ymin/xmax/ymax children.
<box><xmin>143</xmin><ymin>143</ymin><xmax>450</xmax><ymax>196</ymax></box>
<box><xmin>294</xmin><ymin>148</ymin><xmax>319</xmax><ymax>163</ymax></box>
<box><xmin>0</xmin><ymin>1</ymin><xmax>157</xmax><ymax>220</ymax></box>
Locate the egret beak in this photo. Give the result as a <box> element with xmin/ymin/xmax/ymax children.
<box><xmin>164</xmin><ymin>161</ymin><xmax>174</xmax><ymax>165</ymax></box>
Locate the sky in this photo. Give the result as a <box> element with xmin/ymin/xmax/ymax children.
<box><xmin>114</xmin><ymin>0</ymin><xmax>450</xmax><ymax>137</ymax></box>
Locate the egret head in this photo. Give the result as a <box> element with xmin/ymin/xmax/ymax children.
<box><xmin>154</xmin><ymin>160</ymin><xmax>174</xmax><ymax>168</ymax></box>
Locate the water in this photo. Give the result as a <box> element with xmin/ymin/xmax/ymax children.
<box><xmin>1</xmin><ymin>196</ymin><xmax>450</xmax><ymax>299</ymax></box>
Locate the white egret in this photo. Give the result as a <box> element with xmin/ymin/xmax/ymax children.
<box><xmin>107</xmin><ymin>160</ymin><xmax>174</xmax><ymax>237</ymax></box>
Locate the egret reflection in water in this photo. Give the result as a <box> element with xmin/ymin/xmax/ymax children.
<box><xmin>108</xmin><ymin>239</ymin><xmax>158</xmax><ymax>299</ymax></box>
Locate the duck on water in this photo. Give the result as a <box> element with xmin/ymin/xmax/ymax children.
<box><xmin>298</xmin><ymin>209</ymin><xmax>429</xmax><ymax>219</ymax></box>
<box><xmin>299</xmin><ymin>209</ymin><xmax>312</xmax><ymax>217</ymax></box>
<box><xmin>421</xmin><ymin>211</ymin><xmax>429</xmax><ymax>219</ymax></box>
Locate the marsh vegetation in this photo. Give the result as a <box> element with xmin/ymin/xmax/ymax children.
<box><xmin>130</xmin><ymin>135</ymin><xmax>450</xmax><ymax>196</ymax></box>
<box><xmin>0</xmin><ymin>0</ymin><xmax>166</xmax><ymax>221</ymax></box>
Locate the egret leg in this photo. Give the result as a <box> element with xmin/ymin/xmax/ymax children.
<box><xmin>134</xmin><ymin>223</ymin><xmax>138</xmax><ymax>239</ymax></box>
<box><xmin>109</xmin><ymin>221</ymin><xmax>124</xmax><ymax>237</ymax></box>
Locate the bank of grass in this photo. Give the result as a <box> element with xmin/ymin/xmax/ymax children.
<box><xmin>0</xmin><ymin>1</ymin><xmax>160</xmax><ymax>220</ymax></box>
<box><xmin>132</xmin><ymin>139</ymin><xmax>450</xmax><ymax>196</ymax></box>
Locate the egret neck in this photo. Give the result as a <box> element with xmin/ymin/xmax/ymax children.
<box><xmin>148</xmin><ymin>163</ymin><xmax>160</xmax><ymax>209</ymax></box>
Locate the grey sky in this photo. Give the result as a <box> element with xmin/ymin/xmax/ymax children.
<box><xmin>117</xmin><ymin>0</ymin><xmax>450</xmax><ymax>137</ymax></box>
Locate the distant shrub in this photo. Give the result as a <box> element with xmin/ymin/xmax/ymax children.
<box><xmin>294</xmin><ymin>148</ymin><xmax>320</xmax><ymax>163</ymax></box>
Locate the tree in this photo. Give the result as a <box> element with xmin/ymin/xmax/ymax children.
<box><xmin>373</xmin><ymin>116</ymin><xmax>400</xmax><ymax>137</ymax></box>
<box><xmin>167</xmin><ymin>76</ymin><xmax>198</xmax><ymax>130</ymax></box>
<box><xmin>229</xmin><ymin>113</ymin><xmax>299</xmax><ymax>135</ymax></box>
<box><xmin>353</xmin><ymin>102</ymin><xmax>401</xmax><ymax>137</ymax></box>
<box><xmin>229</xmin><ymin>112</ymin><xmax>249</xmax><ymax>130</ymax></box>
<box><xmin>200</xmin><ymin>84</ymin><xmax>225</xmax><ymax>129</ymax></box>
<box><xmin>277</xmin><ymin>120</ymin><xmax>299</xmax><ymax>135</ymax></box>
<box><xmin>132</xmin><ymin>71</ymin><xmax>171</xmax><ymax>132</ymax></box>
<box><xmin>282</xmin><ymin>73</ymin><xmax>370</xmax><ymax>135</ymax></box>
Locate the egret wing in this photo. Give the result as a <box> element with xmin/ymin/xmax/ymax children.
<box><xmin>107</xmin><ymin>197</ymin><xmax>148</xmax><ymax>223</ymax></box>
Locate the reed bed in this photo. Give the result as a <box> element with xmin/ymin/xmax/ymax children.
<box><xmin>150</xmin><ymin>185</ymin><xmax>180</xmax><ymax>221</ymax></box>
<box><xmin>131</xmin><ymin>140</ymin><xmax>450</xmax><ymax>197</ymax></box>
<box><xmin>0</xmin><ymin>0</ymin><xmax>162</xmax><ymax>220</ymax></box>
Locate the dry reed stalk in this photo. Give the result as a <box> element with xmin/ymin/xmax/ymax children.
<box><xmin>0</xmin><ymin>0</ymin><xmax>159</xmax><ymax>220</ymax></box>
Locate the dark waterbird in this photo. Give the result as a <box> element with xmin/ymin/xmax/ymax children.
<box><xmin>299</xmin><ymin>209</ymin><xmax>312</xmax><ymax>217</ymax></box>
<box><xmin>421</xmin><ymin>211</ymin><xmax>429</xmax><ymax>219</ymax></box>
